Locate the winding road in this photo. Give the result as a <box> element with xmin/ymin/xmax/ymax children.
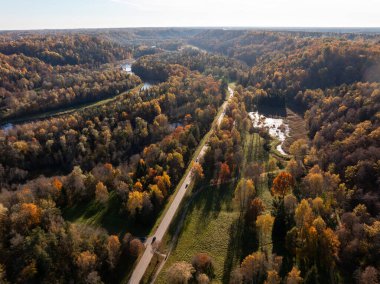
<box><xmin>128</xmin><ymin>87</ymin><xmax>234</xmax><ymax>284</ymax></box>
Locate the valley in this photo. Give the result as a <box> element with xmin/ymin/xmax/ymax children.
<box><xmin>0</xmin><ymin>28</ymin><xmax>379</xmax><ymax>284</ymax></box>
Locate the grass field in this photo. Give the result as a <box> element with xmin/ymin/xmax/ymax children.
<box><xmin>243</xmin><ymin>132</ymin><xmax>274</xmax><ymax>254</ymax></box>
<box><xmin>242</xmin><ymin>132</ymin><xmax>273</xmax><ymax>209</ymax></box>
<box><xmin>155</xmin><ymin>130</ymin><xmax>277</xmax><ymax>283</ymax></box>
<box><xmin>155</xmin><ymin>182</ymin><xmax>242</xmax><ymax>283</ymax></box>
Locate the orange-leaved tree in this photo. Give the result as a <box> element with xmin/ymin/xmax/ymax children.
<box><xmin>219</xmin><ymin>162</ymin><xmax>231</xmax><ymax>184</ymax></box>
<box><xmin>271</xmin><ymin>172</ymin><xmax>295</xmax><ymax>199</ymax></box>
<box><xmin>192</xmin><ymin>162</ymin><xmax>205</xmax><ymax>183</ymax></box>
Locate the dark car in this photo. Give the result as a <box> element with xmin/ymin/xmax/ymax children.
<box><xmin>152</xmin><ymin>237</ymin><xmax>156</xmax><ymax>244</ymax></box>
<box><xmin>185</xmin><ymin>184</ymin><xmax>189</xmax><ymax>188</ymax></box>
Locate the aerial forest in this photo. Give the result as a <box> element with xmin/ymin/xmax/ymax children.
<box><xmin>0</xmin><ymin>29</ymin><xmax>379</xmax><ymax>284</ymax></box>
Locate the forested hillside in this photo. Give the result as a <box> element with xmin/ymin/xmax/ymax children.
<box><xmin>132</xmin><ymin>48</ymin><xmax>248</xmax><ymax>82</ymax></box>
<box><xmin>0</xmin><ymin>33</ymin><xmax>225</xmax><ymax>283</ymax></box>
<box><xmin>0</xmin><ymin>34</ymin><xmax>131</xmax><ymax>65</ymax></box>
<box><xmin>0</xmin><ymin>30</ymin><xmax>379</xmax><ymax>284</ymax></box>
<box><xmin>0</xmin><ymin>35</ymin><xmax>140</xmax><ymax>120</ymax></box>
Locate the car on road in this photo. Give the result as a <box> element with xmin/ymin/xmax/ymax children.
<box><xmin>185</xmin><ymin>184</ymin><xmax>189</xmax><ymax>188</ymax></box>
<box><xmin>152</xmin><ymin>237</ymin><xmax>156</xmax><ymax>244</ymax></box>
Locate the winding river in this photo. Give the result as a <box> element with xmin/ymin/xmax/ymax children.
<box><xmin>1</xmin><ymin>61</ymin><xmax>151</xmax><ymax>132</ymax></box>
<box><xmin>249</xmin><ymin>111</ymin><xmax>290</xmax><ymax>155</ymax></box>
<box><xmin>123</xmin><ymin>63</ymin><xmax>152</xmax><ymax>91</ymax></box>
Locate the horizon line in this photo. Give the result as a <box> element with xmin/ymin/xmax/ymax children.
<box><xmin>1</xmin><ymin>26</ymin><xmax>380</xmax><ymax>32</ymax></box>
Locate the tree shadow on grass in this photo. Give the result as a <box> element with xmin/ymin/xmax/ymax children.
<box><xmin>222</xmin><ymin>218</ymin><xmax>242</xmax><ymax>283</ymax></box>
<box><xmin>196</xmin><ymin>182</ymin><xmax>236</xmax><ymax>234</ymax></box>
<box><xmin>222</xmin><ymin>216</ymin><xmax>259</xmax><ymax>283</ymax></box>
<box><xmin>63</xmin><ymin>192</ymin><xmax>153</xmax><ymax>238</ymax></box>
<box><xmin>198</xmin><ymin>186</ymin><xmax>217</xmax><ymax>226</ymax></box>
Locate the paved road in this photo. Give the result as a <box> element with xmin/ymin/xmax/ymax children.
<box><xmin>128</xmin><ymin>87</ymin><xmax>234</xmax><ymax>284</ymax></box>
<box><xmin>217</xmin><ymin>87</ymin><xmax>234</xmax><ymax>126</ymax></box>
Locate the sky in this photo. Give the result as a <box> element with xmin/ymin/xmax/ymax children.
<box><xmin>0</xmin><ymin>0</ymin><xmax>379</xmax><ymax>30</ymax></box>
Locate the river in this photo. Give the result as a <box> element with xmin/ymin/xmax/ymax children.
<box><xmin>122</xmin><ymin>63</ymin><xmax>152</xmax><ymax>91</ymax></box>
<box><xmin>0</xmin><ymin>61</ymin><xmax>152</xmax><ymax>132</ymax></box>
<box><xmin>248</xmin><ymin>111</ymin><xmax>290</xmax><ymax>155</ymax></box>
<box><xmin>1</xmin><ymin>123</ymin><xmax>14</xmax><ymax>133</ymax></box>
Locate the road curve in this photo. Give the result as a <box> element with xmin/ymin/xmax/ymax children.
<box><xmin>128</xmin><ymin>87</ymin><xmax>234</xmax><ymax>284</ymax></box>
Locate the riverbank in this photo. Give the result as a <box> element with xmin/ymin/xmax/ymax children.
<box><xmin>0</xmin><ymin>85</ymin><xmax>142</xmax><ymax>130</ymax></box>
<box><xmin>1</xmin><ymin>59</ymin><xmax>156</xmax><ymax>131</ymax></box>
<box><xmin>248</xmin><ymin>111</ymin><xmax>290</xmax><ymax>155</ymax></box>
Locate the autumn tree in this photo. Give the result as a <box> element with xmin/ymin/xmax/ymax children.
<box><xmin>151</xmin><ymin>114</ymin><xmax>169</xmax><ymax>139</ymax></box>
<box><xmin>0</xmin><ymin>203</ymin><xmax>8</xmax><ymax>239</ymax></box>
<box><xmin>292</xmin><ymin>199</ymin><xmax>340</xmax><ymax>276</ymax></box>
<box><xmin>134</xmin><ymin>117</ymin><xmax>149</xmax><ymax>139</ymax></box>
<box><xmin>197</xmin><ymin>273</ymin><xmax>210</xmax><ymax>284</ymax></box>
<box><xmin>10</xmin><ymin>203</ymin><xmax>41</xmax><ymax>232</ymax></box>
<box><xmin>234</xmin><ymin>178</ymin><xmax>255</xmax><ymax>212</ymax></box>
<box><xmin>311</xmin><ymin>167</ymin><xmax>339</xmax><ymax>200</ymax></box>
<box><xmin>133</xmin><ymin>181</ymin><xmax>143</xmax><ymax>192</ymax></box>
<box><xmin>18</xmin><ymin>260</ymin><xmax>37</xmax><ymax>283</ymax></box>
<box><xmin>95</xmin><ymin>182</ymin><xmax>109</xmax><ymax>204</ymax></box>
<box><xmin>86</xmin><ymin>271</ymin><xmax>103</xmax><ymax>284</ymax></box>
<box><xmin>301</xmin><ymin>167</ymin><xmax>324</xmax><ymax>198</ymax></box>
<box><xmin>150</xmin><ymin>184</ymin><xmax>164</xmax><ymax>207</ymax></box>
<box><xmin>106</xmin><ymin>235</ymin><xmax>121</xmax><ymax>269</ymax></box>
<box><xmin>272</xmin><ymin>172</ymin><xmax>294</xmax><ymax>199</ymax></box>
<box><xmin>289</xmin><ymin>139</ymin><xmax>308</xmax><ymax>161</ymax></box>
<box><xmin>156</xmin><ymin>172</ymin><xmax>171</xmax><ymax>197</ymax></box>
<box><xmin>135</xmin><ymin>159</ymin><xmax>147</xmax><ymax>179</ymax></box>
<box><xmin>286</xmin><ymin>267</ymin><xmax>303</xmax><ymax>284</ymax></box>
<box><xmin>191</xmin><ymin>162</ymin><xmax>205</xmax><ymax>183</ymax></box>
<box><xmin>166</xmin><ymin>261</ymin><xmax>195</xmax><ymax>284</ymax></box>
<box><xmin>284</xmin><ymin>194</ymin><xmax>298</xmax><ymax>215</ymax></box>
<box><xmin>128</xmin><ymin>238</ymin><xmax>144</xmax><ymax>257</ymax></box>
<box><xmin>64</xmin><ymin>166</ymin><xmax>86</xmax><ymax>205</ymax></box>
<box><xmin>245</xmin><ymin>197</ymin><xmax>265</xmax><ymax>227</ymax></box>
<box><xmin>167</xmin><ymin>152</ymin><xmax>185</xmax><ymax>182</ymax></box>
<box><xmin>192</xmin><ymin>253</ymin><xmax>214</xmax><ymax>276</ymax></box>
<box><xmin>218</xmin><ymin>162</ymin><xmax>231</xmax><ymax>184</ymax></box>
<box><xmin>359</xmin><ymin>266</ymin><xmax>379</xmax><ymax>284</ymax></box>
<box><xmin>230</xmin><ymin>268</ymin><xmax>244</xmax><ymax>284</ymax></box>
<box><xmin>265</xmin><ymin>270</ymin><xmax>281</xmax><ymax>284</ymax></box>
<box><xmin>126</xmin><ymin>191</ymin><xmax>144</xmax><ymax>216</ymax></box>
<box><xmin>52</xmin><ymin>177</ymin><xmax>63</xmax><ymax>192</ymax></box>
<box><xmin>286</xmin><ymin>159</ymin><xmax>304</xmax><ymax>180</ymax></box>
<box><xmin>240</xmin><ymin>251</ymin><xmax>266</xmax><ymax>283</ymax></box>
<box><xmin>256</xmin><ymin>214</ymin><xmax>275</xmax><ymax>252</ymax></box>
<box><xmin>75</xmin><ymin>251</ymin><xmax>97</xmax><ymax>276</ymax></box>
<box><xmin>0</xmin><ymin>264</ymin><xmax>7</xmax><ymax>283</ymax></box>
<box><xmin>294</xmin><ymin>199</ymin><xmax>314</xmax><ymax>230</ymax></box>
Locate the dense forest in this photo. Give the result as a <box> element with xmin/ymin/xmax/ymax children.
<box><xmin>0</xmin><ymin>29</ymin><xmax>379</xmax><ymax>284</ymax></box>
<box><xmin>0</xmin><ymin>35</ymin><xmax>139</xmax><ymax>120</ymax></box>
<box><xmin>132</xmin><ymin>48</ymin><xmax>248</xmax><ymax>82</ymax></box>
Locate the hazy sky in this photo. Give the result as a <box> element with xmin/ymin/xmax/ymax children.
<box><xmin>0</xmin><ymin>0</ymin><xmax>379</xmax><ymax>30</ymax></box>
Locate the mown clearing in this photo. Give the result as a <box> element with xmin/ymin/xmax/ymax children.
<box><xmin>156</xmin><ymin>130</ymin><xmax>276</xmax><ymax>283</ymax></box>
